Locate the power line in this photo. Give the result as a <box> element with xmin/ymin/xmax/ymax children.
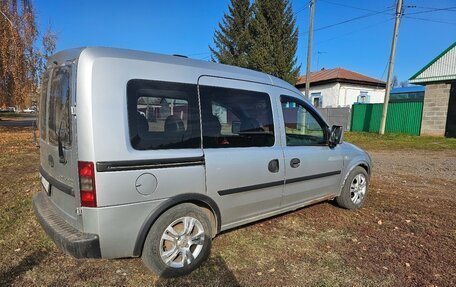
<box><xmin>314</xmin><ymin>17</ymin><xmax>394</xmax><ymax>45</ymax></box>
<box><xmin>380</xmin><ymin>59</ymin><xmax>389</xmax><ymax>80</ymax></box>
<box><xmin>319</xmin><ymin>0</ymin><xmax>392</xmax><ymax>14</ymax></box>
<box><xmin>406</xmin><ymin>6</ymin><xmax>456</xmax><ymax>15</ymax></box>
<box><xmin>410</xmin><ymin>5</ymin><xmax>456</xmax><ymax>11</ymax></box>
<box><xmin>294</xmin><ymin>1</ymin><xmax>311</xmax><ymax>16</ymax></box>
<box><xmin>311</xmin><ymin>8</ymin><xmax>394</xmax><ymax>33</ymax></box>
<box><xmin>275</xmin><ymin>5</ymin><xmax>394</xmax><ymax>48</ymax></box>
<box><xmin>404</xmin><ymin>16</ymin><xmax>456</xmax><ymax>26</ymax></box>
<box><xmin>190</xmin><ymin>2</ymin><xmax>395</xmax><ymax>61</ymax></box>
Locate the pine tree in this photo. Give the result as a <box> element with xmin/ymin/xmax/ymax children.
<box><xmin>249</xmin><ymin>0</ymin><xmax>300</xmax><ymax>84</ymax></box>
<box><xmin>209</xmin><ymin>0</ymin><xmax>252</xmax><ymax>68</ymax></box>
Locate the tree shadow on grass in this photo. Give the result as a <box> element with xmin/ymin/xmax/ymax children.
<box><xmin>0</xmin><ymin>250</ymin><xmax>48</xmax><ymax>286</ymax></box>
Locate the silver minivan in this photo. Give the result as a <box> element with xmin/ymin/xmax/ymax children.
<box><xmin>33</xmin><ymin>47</ymin><xmax>372</xmax><ymax>277</ymax></box>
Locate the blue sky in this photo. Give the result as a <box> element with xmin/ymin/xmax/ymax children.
<box><xmin>34</xmin><ymin>0</ymin><xmax>456</xmax><ymax>83</ymax></box>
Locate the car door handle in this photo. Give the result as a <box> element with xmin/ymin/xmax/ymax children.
<box><xmin>290</xmin><ymin>158</ymin><xmax>300</xmax><ymax>168</ymax></box>
<box><xmin>268</xmin><ymin>159</ymin><xmax>279</xmax><ymax>173</ymax></box>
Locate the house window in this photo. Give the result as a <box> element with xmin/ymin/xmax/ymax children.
<box><xmin>311</xmin><ymin>92</ymin><xmax>322</xmax><ymax>108</ymax></box>
<box><xmin>357</xmin><ymin>91</ymin><xmax>370</xmax><ymax>103</ymax></box>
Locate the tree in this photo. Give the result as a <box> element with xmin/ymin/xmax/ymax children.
<box><xmin>37</xmin><ymin>23</ymin><xmax>57</xmax><ymax>78</ymax></box>
<box><xmin>0</xmin><ymin>0</ymin><xmax>56</xmax><ymax>108</ymax></box>
<box><xmin>399</xmin><ymin>80</ymin><xmax>408</xmax><ymax>88</ymax></box>
<box><xmin>249</xmin><ymin>0</ymin><xmax>300</xmax><ymax>84</ymax></box>
<box><xmin>0</xmin><ymin>0</ymin><xmax>37</xmax><ymax>107</ymax></box>
<box><xmin>392</xmin><ymin>75</ymin><xmax>398</xmax><ymax>88</ymax></box>
<box><xmin>42</xmin><ymin>25</ymin><xmax>57</xmax><ymax>61</ymax></box>
<box><xmin>210</xmin><ymin>0</ymin><xmax>300</xmax><ymax>85</ymax></box>
<box><xmin>209</xmin><ymin>0</ymin><xmax>252</xmax><ymax>68</ymax></box>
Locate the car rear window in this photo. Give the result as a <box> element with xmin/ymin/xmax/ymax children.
<box><xmin>48</xmin><ymin>66</ymin><xmax>72</xmax><ymax>148</ymax></box>
<box><xmin>127</xmin><ymin>79</ymin><xmax>201</xmax><ymax>150</ymax></box>
<box><xmin>39</xmin><ymin>70</ymin><xmax>50</xmax><ymax>141</ymax></box>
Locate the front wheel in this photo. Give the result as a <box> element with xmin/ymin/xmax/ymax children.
<box><xmin>141</xmin><ymin>203</ymin><xmax>212</xmax><ymax>277</ymax></box>
<box><xmin>336</xmin><ymin>166</ymin><xmax>369</xmax><ymax>209</ymax></box>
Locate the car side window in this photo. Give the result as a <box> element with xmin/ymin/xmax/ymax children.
<box><xmin>281</xmin><ymin>95</ymin><xmax>327</xmax><ymax>146</ymax></box>
<box><xmin>127</xmin><ymin>79</ymin><xmax>201</xmax><ymax>150</ymax></box>
<box><xmin>199</xmin><ymin>85</ymin><xmax>275</xmax><ymax>148</ymax></box>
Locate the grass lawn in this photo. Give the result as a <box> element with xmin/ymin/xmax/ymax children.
<box><xmin>1</xmin><ymin>127</ymin><xmax>455</xmax><ymax>286</ymax></box>
<box><xmin>345</xmin><ymin>131</ymin><xmax>456</xmax><ymax>151</ymax></box>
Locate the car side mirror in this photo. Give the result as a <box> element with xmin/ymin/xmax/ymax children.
<box><xmin>329</xmin><ymin>125</ymin><xmax>344</xmax><ymax>148</ymax></box>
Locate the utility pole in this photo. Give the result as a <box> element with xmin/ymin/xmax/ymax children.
<box><xmin>379</xmin><ymin>0</ymin><xmax>403</xmax><ymax>134</ymax></box>
<box><xmin>305</xmin><ymin>0</ymin><xmax>315</xmax><ymax>100</ymax></box>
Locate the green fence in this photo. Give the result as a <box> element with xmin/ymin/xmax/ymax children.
<box><xmin>351</xmin><ymin>101</ymin><xmax>423</xmax><ymax>135</ymax></box>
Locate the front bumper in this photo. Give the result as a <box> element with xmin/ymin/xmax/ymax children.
<box><xmin>32</xmin><ymin>192</ymin><xmax>101</xmax><ymax>258</ymax></box>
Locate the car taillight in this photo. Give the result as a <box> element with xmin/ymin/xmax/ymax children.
<box><xmin>78</xmin><ymin>161</ymin><xmax>97</xmax><ymax>207</ymax></box>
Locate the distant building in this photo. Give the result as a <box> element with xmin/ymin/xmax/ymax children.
<box><xmin>390</xmin><ymin>86</ymin><xmax>425</xmax><ymax>102</ymax></box>
<box><xmin>295</xmin><ymin>68</ymin><xmax>386</xmax><ymax>108</ymax></box>
<box><xmin>409</xmin><ymin>42</ymin><xmax>456</xmax><ymax>137</ymax></box>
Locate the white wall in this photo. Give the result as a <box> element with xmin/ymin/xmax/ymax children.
<box><xmin>298</xmin><ymin>82</ymin><xmax>340</xmax><ymax>107</ymax></box>
<box><xmin>339</xmin><ymin>83</ymin><xmax>385</xmax><ymax>106</ymax></box>
<box><xmin>298</xmin><ymin>82</ymin><xmax>385</xmax><ymax>108</ymax></box>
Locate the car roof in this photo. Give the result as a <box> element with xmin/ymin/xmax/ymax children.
<box><xmin>49</xmin><ymin>46</ymin><xmax>299</xmax><ymax>94</ymax></box>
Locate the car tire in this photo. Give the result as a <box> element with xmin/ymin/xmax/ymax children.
<box><xmin>141</xmin><ymin>203</ymin><xmax>212</xmax><ymax>277</ymax></box>
<box><xmin>336</xmin><ymin>166</ymin><xmax>369</xmax><ymax>209</ymax></box>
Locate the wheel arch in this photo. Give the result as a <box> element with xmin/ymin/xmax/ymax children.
<box><xmin>337</xmin><ymin>160</ymin><xmax>371</xmax><ymax>196</ymax></box>
<box><xmin>133</xmin><ymin>193</ymin><xmax>221</xmax><ymax>257</ymax></box>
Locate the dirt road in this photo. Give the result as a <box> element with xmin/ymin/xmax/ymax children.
<box><xmin>0</xmin><ymin>128</ymin><xmax>455</xmax><ymax>286</ymax></box>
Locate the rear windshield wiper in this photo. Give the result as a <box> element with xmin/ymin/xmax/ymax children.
<box><xmin>57</xmin><ymin>120</ymin><xmax>67</xmax><ymax>164</ymax></box>
<box><xmin>58</xmin><ymin>90</ymin><xmax>70</xmax><ymax>164</ymax></box>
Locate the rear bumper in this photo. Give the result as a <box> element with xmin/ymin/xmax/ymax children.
<box><xmin>32</xmin><ymin>192</ymin><xmax>101</xmax><ymax>259</ymax></box>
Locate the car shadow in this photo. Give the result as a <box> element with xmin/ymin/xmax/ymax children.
<box><xmin>0</xmin><ymin>250</ymin><xmax>48</xmax><ymax>286</ymax></box>
<box><xmin>155</xmin><ymin>254</ymin><xmax>240</xmax><ymax>286</ymax></box>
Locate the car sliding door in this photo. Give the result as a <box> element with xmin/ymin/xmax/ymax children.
<box><xmin>198</xmin><ymin>76</ymin><xmax>284</xmax><ymax>229</ymax></box>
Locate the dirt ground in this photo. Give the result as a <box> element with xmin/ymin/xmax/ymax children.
<box><xmin>0</xmin><ymin>127</ymin><xmax>455</xmax><ymax>286</ymax></box>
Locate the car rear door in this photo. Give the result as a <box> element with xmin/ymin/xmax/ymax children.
<box><xmin>39</xmin><ymin>64</ymin><xmax>79</xmax><ymax>226</ymax></box>
<box><xmin>198</xmin><ymin>76</ymin><xmax>285</xmax><ymax>228</ymax></box>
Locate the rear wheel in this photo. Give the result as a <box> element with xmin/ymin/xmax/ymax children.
<box><xmin>141</xmin><ymin>203</ymin><xmax>212</xmax><ymax>277</ymax></box>
<box><xmin>336</xmin><ymin>166</ymin><xmax>369</xmax><ymax>209</ymax></box>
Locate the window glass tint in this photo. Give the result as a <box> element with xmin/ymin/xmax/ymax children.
<box><xmin>200</xmin><ymin>86</ymin><xmax>274</xmax><ymax>148</ymax></box>
<box><xmin>39</xmin><ymin>70</ymin><xmax>50</xmax><ymax>140</ymax></box>
<box><xmin>48</xmin><ymin>66</ymin><xmax>72</xmax><ymax>147</ymax></box>
<box><xmin>127</xmin><ymin>80</ymin><xmax>201</xmax><ymax>150</ymax></box>
<box><xmin>281</xmin><ymin>96</ymin><xmax>326</xmax><ymax>146</ymax></box>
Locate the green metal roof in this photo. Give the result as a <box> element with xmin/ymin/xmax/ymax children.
<box><xmin>409</xmin><ymin>42</ymin><xmax>456</xmax><ymax>84</ymax></box>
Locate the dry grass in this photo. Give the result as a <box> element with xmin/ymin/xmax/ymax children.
<box><xmin>0</xmin><ymin>127</ymin><xmax>455</xmax><ymax>286</ymax></box>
